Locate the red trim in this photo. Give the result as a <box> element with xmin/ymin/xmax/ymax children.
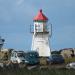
<box><xmin>33</xmin><ymin>9</ymin><xmax>48</xmax><ymax>21</ymax></box>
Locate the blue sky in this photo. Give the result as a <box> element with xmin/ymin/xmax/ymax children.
<box><xmin>0</xmin><ymin>0</ymin><xmax>75</xmax><ymax>51</ymax></box>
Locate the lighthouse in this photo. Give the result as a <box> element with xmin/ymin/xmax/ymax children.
<box><xmin>31</xmin><ymin>9</ymin><xmax>52</xmax><ymax>57</ymax></box>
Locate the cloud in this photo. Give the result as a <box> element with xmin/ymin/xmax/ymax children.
<box><xmin>0</xmin><ymin>0</ymin><xmax>37</xmax><ymax>26</ymax></box>
<box><xmin>16</xmin><ymin>0</ymin><xmax>24</xmax><ymax>6</ymax></box>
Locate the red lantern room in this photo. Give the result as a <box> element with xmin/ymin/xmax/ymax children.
<box><xmin>33</xmin><ymin>9</ymin><xmax>48</xmax><ymax>21</ymax></box>
<box><xmin>33</xmin><ymin>9</ymin><xmax>49</xmax><ymax>33</ymax></box>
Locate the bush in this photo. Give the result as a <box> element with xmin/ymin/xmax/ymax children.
<box><xmin>65</xmin><ymin>57</ymin><xmax>75</xmax><ymax>64</ymax></box>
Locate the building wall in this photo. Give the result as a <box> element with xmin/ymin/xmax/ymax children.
<box><xmin>31</xmin><ymin>33</ymin><xmax>51</xmax><ymax>57</ymax></box>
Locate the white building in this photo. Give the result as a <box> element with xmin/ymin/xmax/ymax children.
<box><xmin>31</xmin><ymin>9</ymin><xmax>52</xmax><ymax>57</ymax></box>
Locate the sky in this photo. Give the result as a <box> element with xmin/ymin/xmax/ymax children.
<box><xmin>0</xmin><ymin>0</ymin><xmax>75</xmax><ymax>51</ymax></box>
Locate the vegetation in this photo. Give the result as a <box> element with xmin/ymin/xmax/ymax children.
<box><xmin>0</xmin><ymin>50</ymin><xmax>75</xmax><ymax>75</ymax></box>
<box><xmin>0</xmin><ymin>67</ymin><xmax>75</xmax><ymax>75</ymax></box>
<box><xmin>51</xmin><ymin>51</ymin><xmax>60</xmax><ymax>55</ymax></box>
<box><xmin>65</xmin><ymin>57</ymin><xmax>75</xmax><ymax>64</ymax></box>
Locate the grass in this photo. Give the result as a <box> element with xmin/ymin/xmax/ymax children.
<box><xmin>65</xmin><ymin>57</ymin><xmax>75</xmax><ymax>64</ymax></box>
<box><xmin>0</xmin><ymin>67</ymin><xmax>75</xmax><ymax>75</ymax></box>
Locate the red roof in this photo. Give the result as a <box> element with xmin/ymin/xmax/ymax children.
<box><xmin>33</xmin><ymin>9</ymin><xmax>48</xmax><ymax>21</ymax></box>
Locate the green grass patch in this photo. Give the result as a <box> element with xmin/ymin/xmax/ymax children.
<box><xmin>0</xmin><ymin>67</ymin><xmax>75</xmax><ymax>75</ymax></box>
<box><xmin>65</xmin><ymin>57</ymin><xmax>75</xmax><ymax>64</ymax></box>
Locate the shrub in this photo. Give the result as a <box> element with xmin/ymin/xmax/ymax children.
<box><xmin>65</xmin><ymin>57</ymin><xmax>75</xmax><ymax>64</ymax></box>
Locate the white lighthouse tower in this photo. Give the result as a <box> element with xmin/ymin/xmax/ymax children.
<box><xmin>31</xmin><ymin>9</ymin><xmax>52</xmax><ymax>57</ymax></box>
